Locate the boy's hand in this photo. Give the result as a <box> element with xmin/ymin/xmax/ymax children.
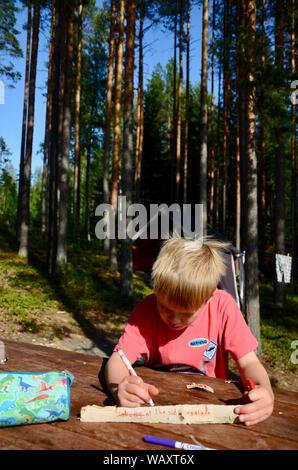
<box><xmin>116</xmin><ymin>375</ymin><xmax>159</xmax><ymax>407</ymax></box>
<box><xmin>234</xmin><ymin>386</ymin><xmax>274</xmax><ymax>426</ymax></box>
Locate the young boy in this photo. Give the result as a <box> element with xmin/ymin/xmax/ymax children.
<box><xmin>105</xmin><ymin>238</ymin><xmax>274</xmax><ymax>426</ymax></box>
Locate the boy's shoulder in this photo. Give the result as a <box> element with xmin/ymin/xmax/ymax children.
<box><xmin>209</xmin><ymin>289</ymin><xmax>240</xmax><ymax>313</ymax></box>
<box><xmin>211</xmin><ymin>288</ymin><xmax>236</xmax><ymax>303</ymax></box>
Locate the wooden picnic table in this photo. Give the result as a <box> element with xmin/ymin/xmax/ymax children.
<box><xmin>0</xmin><ymin>338</ymin><xmax>297</xmax><ymax>451</ymax></box>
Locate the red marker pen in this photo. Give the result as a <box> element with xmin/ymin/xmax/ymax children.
<box><xmin>245</xmin><ymin>378</ymin><xmax>255</xmax><ymax>392</ymax></box>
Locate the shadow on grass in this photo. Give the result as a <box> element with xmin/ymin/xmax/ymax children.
<box><xmin>260</xmin><ymin>282</ymin><xmax>298</xmax><ymax>332</ymax></box>
<box><xmin>24</xmin><ymin>257</ymin><xmax>112</xmax><ymax>356</ymax></box>
<box><xmin>18</xmin><ymin>243</ymin><xmax>151</xmax><ymax>357</ymax></box>
<box><xmin>0</xmin><ymin>228</ymin><xmax>19</xmax><ymax>253</ymax></box>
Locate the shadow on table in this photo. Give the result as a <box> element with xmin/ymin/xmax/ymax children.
<box><xmin>98</xmin><ymin>357</ymin><xmax>116</xmax><ymax>406</ymax></box>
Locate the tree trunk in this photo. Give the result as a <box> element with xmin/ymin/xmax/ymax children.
<box><xmin>53</xmin><ymin>0</ymin><xmax>67</xmax><ymax>270</ymax></box>
<box><xmin>135</xmin><ymin>2</ymin><xmax>144</xmax><ymax>203</ymax></box>
<box><xmin>73</xmin><ymin>0</ymin><xmax>83</xmax><ymax>244</ymax></box>
<box><xmin>209</xmin><ymin>0</ymin><xmax>216</xmax><ymax>224</ymax></box>
<box><xmin>291</xmin><ymin>0</ymin><xmax>297</xmax><ymax>286</ymax></box>
<box><xmin>244</xmin><ymin>0</ymin><xmax>260</xmax><ymax>349</ymax></box>
<box><xmin>170</xmin><ymin>4</ymin><xmax>178</xmax><ymax>203</ymax></box>
<box><xmin>183</xmin><ymin>0</ymin><xmax>190</xmax><ymax>204</ymax></box>
<box><xmin>175</xmin><ymin>0</ymin><xmax>183</xmax><ymax>203</ymax></box>
<box><xmin>110</xmin><ymin>0</ymin><xmax>125</xmax><ymax>272</ymax></box>
<box><xmin>103</xmin><ymin>0</ymin><xmax>116</xmax><ymax>254</ymax></box>
<box><xmin>222</xmin><ymin>0</ymin><xmax>230</xmax><ymax>235</ymax></box>
<box><xmin>85</xmin><ymin>140</ymin><xmax>91</xmax><ymax>242</ymax></box>
<box><xmin>41</xmin><ymin>141</ymin><xmax>48</xmax><ymax>235</ymax></box>
<box><xmin>17</xmin><ymin>0</ymin><xmax>32</xmax><ymax>241</ymax></box>
<box><xmin>236</xmin><ymin>102</ymin><xmax>241</xmax><ymax>251</ymax></box>
<box><xmin>258</xmin><ymin>0</ymin><xmax>267</xmax><ymax>262</ymax></box>
<box><xmin>120</xmin><ymin>0</ymin><xmax>136</xmax><ymax>297</ymax></box>
<box><xmin>42</xmin><ymin>2</ymin><xmax>56</xmax><ymax>237</ymax></box>
<box><xmin>238</xmin><ymin>0</ymin><xmax>247</xmax><ymax>252</ymax></box>
<box><xmin>47</xmin><ymin>0</ymin><xmax>61</xmax><ymax>274</ymax></box>
<box><xmin>236</xmin><ymin>0</ymin><xmax>243</xmax><ymax>251</ymax></box>
<box><xmin>274</xmin><ymin>0</ymin><xmax>285</xmax><ymax>306</ymax></box>
<box><xmin>56</xmin><ymin>0</ymin><xmax>74</xmax><ymax>272</ymax></box>
<box><xmin>215</xmin><ymin>63</ymin><xmax>222</xmax><ymax>231</ymax></box>
<box><xmin>199</xmin><ymin>0</ymin><xmax>209</xmax><ymax>234</ymax></box>
<box><xmin>18</xmin><ymin>0</ymin><xmax>40</xmax><ymax>258</ymax></box>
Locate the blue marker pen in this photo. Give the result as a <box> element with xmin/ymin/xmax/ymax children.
<box><xmin>143</xmin><ymin>435</ymin><xmax>207</xmax><ymax>450</ymax></box>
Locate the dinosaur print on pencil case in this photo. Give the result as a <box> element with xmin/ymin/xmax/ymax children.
<box><xmin>0</xmin><ymin>370</ymin><xmax>73</xmax><ymax>427</ymax></box>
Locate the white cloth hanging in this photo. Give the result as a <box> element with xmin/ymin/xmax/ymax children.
<box><xmin>275</xmin><ymin>254</ymin><xmax>292</xmax><ymax>283</ymax></box>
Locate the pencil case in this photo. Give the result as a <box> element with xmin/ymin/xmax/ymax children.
<box><xmin>0</xmin><ymin>370</ymin><xmax>73</xmax><ymax>427</ymax></box>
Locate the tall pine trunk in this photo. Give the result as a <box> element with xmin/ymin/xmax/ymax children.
<box><xmin>47</xmin><ymin>0</ymin><xmax>61</xmax><ymax>274</ymax></box>
<box><xmin>258</xmin><ymin>0</ymin><xmax>267</xmax><ymax>261</ymax></box>
<box><xmin>120</xmin><ymin>0</ymin><xmax>136</xmax><ymax>296</ymax></box>
<box><xmin>135</xmin><ymin>2</ymin><xmax>144</xmax><ymax>203</ymax></box>
<box><xmin>56</xmin><ymin>0</ymin><xmax>74</xmax><ymax>272</ymax></box>
<box><xmin>274</xmin><ymin>0</ymin><xmax>285</xmax><ymax>306</ymax></box>
<box><xmin>183</xmin><ymin>0</ymin><xmax>190</xmax><ymax>204</ymax></box>
<box><xmin>110</xmin><ymin>0</ymin><xmax>125</xmax><ymax>272</ymax></box>
<box><xmin>18</xmin><ymin>0</ymin><xmax>40</xmax><ymax>257</ymax></box>
<box><xmin>17</xmin><ymin>0</ymin><xmax>31</xmax><ymax>241</ymax></box>
<box><xmin>291</xmin><ymin>0</ymin><xmax>297</xmax><ymax>283</ymax></box>
<box><xmin>222</xmin><ymin>0</ymin><xmax>230</xmax><ymax>235</ymax></box>
<box><xmin>170</xmin><ymin>5</ymin><xmax>178</xmax><ymax>203</ymax></box>
<box><xmin>215</xmin><ymin>63</ymin><xmax>222</xmax><ymax>230</ymax></box>
<box><xmin>209</xmin><ymin>0</ymin><xmax>216</xmax><ymax>224</ymax></box>
<box><xmin>238</xmin><ymin>0</ymin><xmax>247</xmax><ymax>251</ymax></box>
<box><xmin>85</xmin><ymin>140</ymin><xmax>91</xmax><ymax>242</ymax></box>
<box><xmin>73</xmin><ymin>0</ymin><xmax>83</xmax><ymax>243</ymax></box>
<box><xmin>103</xmin><ymin>0</ymin><xmax>116</xmax><ymax>254</ymax></box>
<box><xmin>42</xmin><ymin>2</ymin><xmax>56</xmax><ymax>237</ymax></box>
<box><xmin>84</xmin><ymin>100</ymin><xmax>96</xmax><ymax>244</ymax></box>
<box><xmin>244</xmin><ymin>0</ymin><xmax>260</xmax><ymax>348</ymax></box>
<box><xmin>199</xmin><ymin>0</ymin><xmax>209</xmax><ymax>234</ymax></box>
<box><xmin>175</xmin><ymin>0</ymin><xmax>183</xmax><ymax>203</ymax></box>
<box><xmin>236</xmin><ymin>0</ymin><xmax>244</xmax><ymax>251</ymax></box>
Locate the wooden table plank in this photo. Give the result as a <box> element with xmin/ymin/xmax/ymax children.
<box><xmin>0</xmin><ymin>338</ymin><xmax>297</xmax><ymax>450</ymax></box>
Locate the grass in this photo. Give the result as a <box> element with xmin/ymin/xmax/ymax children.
<box><xmin>0</xmin><ymin>230</ymin><xmax>152</xmax><ymax>343</ymax></box>
<box><xmin>259</xmin><ymin>282</ymin><xmax>298</xmax><ymax>372</ymax></box>
<box><xmin>0</xmin><ymin>229</ymin><xmax>297</xmax><ymax>381</ymax></box>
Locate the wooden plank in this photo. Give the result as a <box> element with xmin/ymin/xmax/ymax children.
<box><xmin>80</xmin><ymin>404</ymin><xmax>237</xmax><ymax>424</ymax></box>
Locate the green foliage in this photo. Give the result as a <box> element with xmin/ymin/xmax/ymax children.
<box><xmin>0</xmin><ymin>158</ymin><xmax>17</xmax><ymax>228</ymax></box>
<box><xmin>68</xmin><ymin>2</ymin><xmax>108</xmax><ymax>241</ymax></box>
<box><xmin>30</xmin><ymin>169</ymin><xmax>43</xmax><ymax>227</ymax></box>
<box><xmin>0</xmin><ymin>0</ymin><xmax>22</xmax><ymax>84</ymax></box>
<box><xmin>0</xmin><ymin>137</ymin><xmax>11</xmax><ymax>165</ymax></box>
<box><xmin>141</xmin><ymin>63</ymin><xmax>174</xmax><ymax>204</ymax></box>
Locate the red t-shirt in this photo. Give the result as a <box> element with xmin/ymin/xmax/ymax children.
<box><xmin>115</xmin><ymin>289</ymin><xmax>258</xmax><ymax>379</ymax></box>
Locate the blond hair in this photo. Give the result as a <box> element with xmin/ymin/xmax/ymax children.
<box><xmin>152</xmin><ymin>237</ymin><xmax>229</xmax><ymax>310</ymax></box>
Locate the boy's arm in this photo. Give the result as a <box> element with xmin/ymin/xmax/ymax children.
<box><xmin>234</xmin><ymin>351</ymin><xmax>274</xmax><ymax>426</ymax></box>
<box><xmin>104</xmin><ymin>352</ymin><xmax>159</xmax><ymax>407</ymax></box>
<box><xmin>105</xmin><ymin>352</ymin><xmax>130</xmax><ymax>400</ymax></box>
<box><xmin>236</xmin><ymin>351</ymin><xmax>274</xmax><ymax>397</ymax></box>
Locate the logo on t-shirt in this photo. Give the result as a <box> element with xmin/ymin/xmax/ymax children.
<box><xmin>203</xmin><ymin>341</ymin><xmax>217</xmax><ymax>360</ymax></box>
<box><xmin>188</xmin><ymin>338</ymin><xmax>208</xmax><ymax>348</ymax></box>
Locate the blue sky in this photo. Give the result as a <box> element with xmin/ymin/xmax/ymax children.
<box><xmin>0</xmin><ymin>0</ymin><xmax>203</xmax><ymax>177</ymax></box>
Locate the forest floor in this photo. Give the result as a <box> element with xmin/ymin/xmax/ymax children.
<box><xmin>0</xmin><ymin>230</ymin><xmax>297</xmax><ymax>392</ymax></box>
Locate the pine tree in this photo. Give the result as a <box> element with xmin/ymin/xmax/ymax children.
<box><xmin>0</xmin><ymin>0</ymin><xmax>22</xmax><ymax>84</ymax></box>
<box><xmin>18</xmin><ymin>0</ymin><xmax>40</xmax><ymax>258</ymax></box>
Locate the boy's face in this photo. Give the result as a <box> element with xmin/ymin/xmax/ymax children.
<box><xmin>156</xmin><ymin>293</ymin><xmax>200</xmax><ymax>331</ymax></box>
